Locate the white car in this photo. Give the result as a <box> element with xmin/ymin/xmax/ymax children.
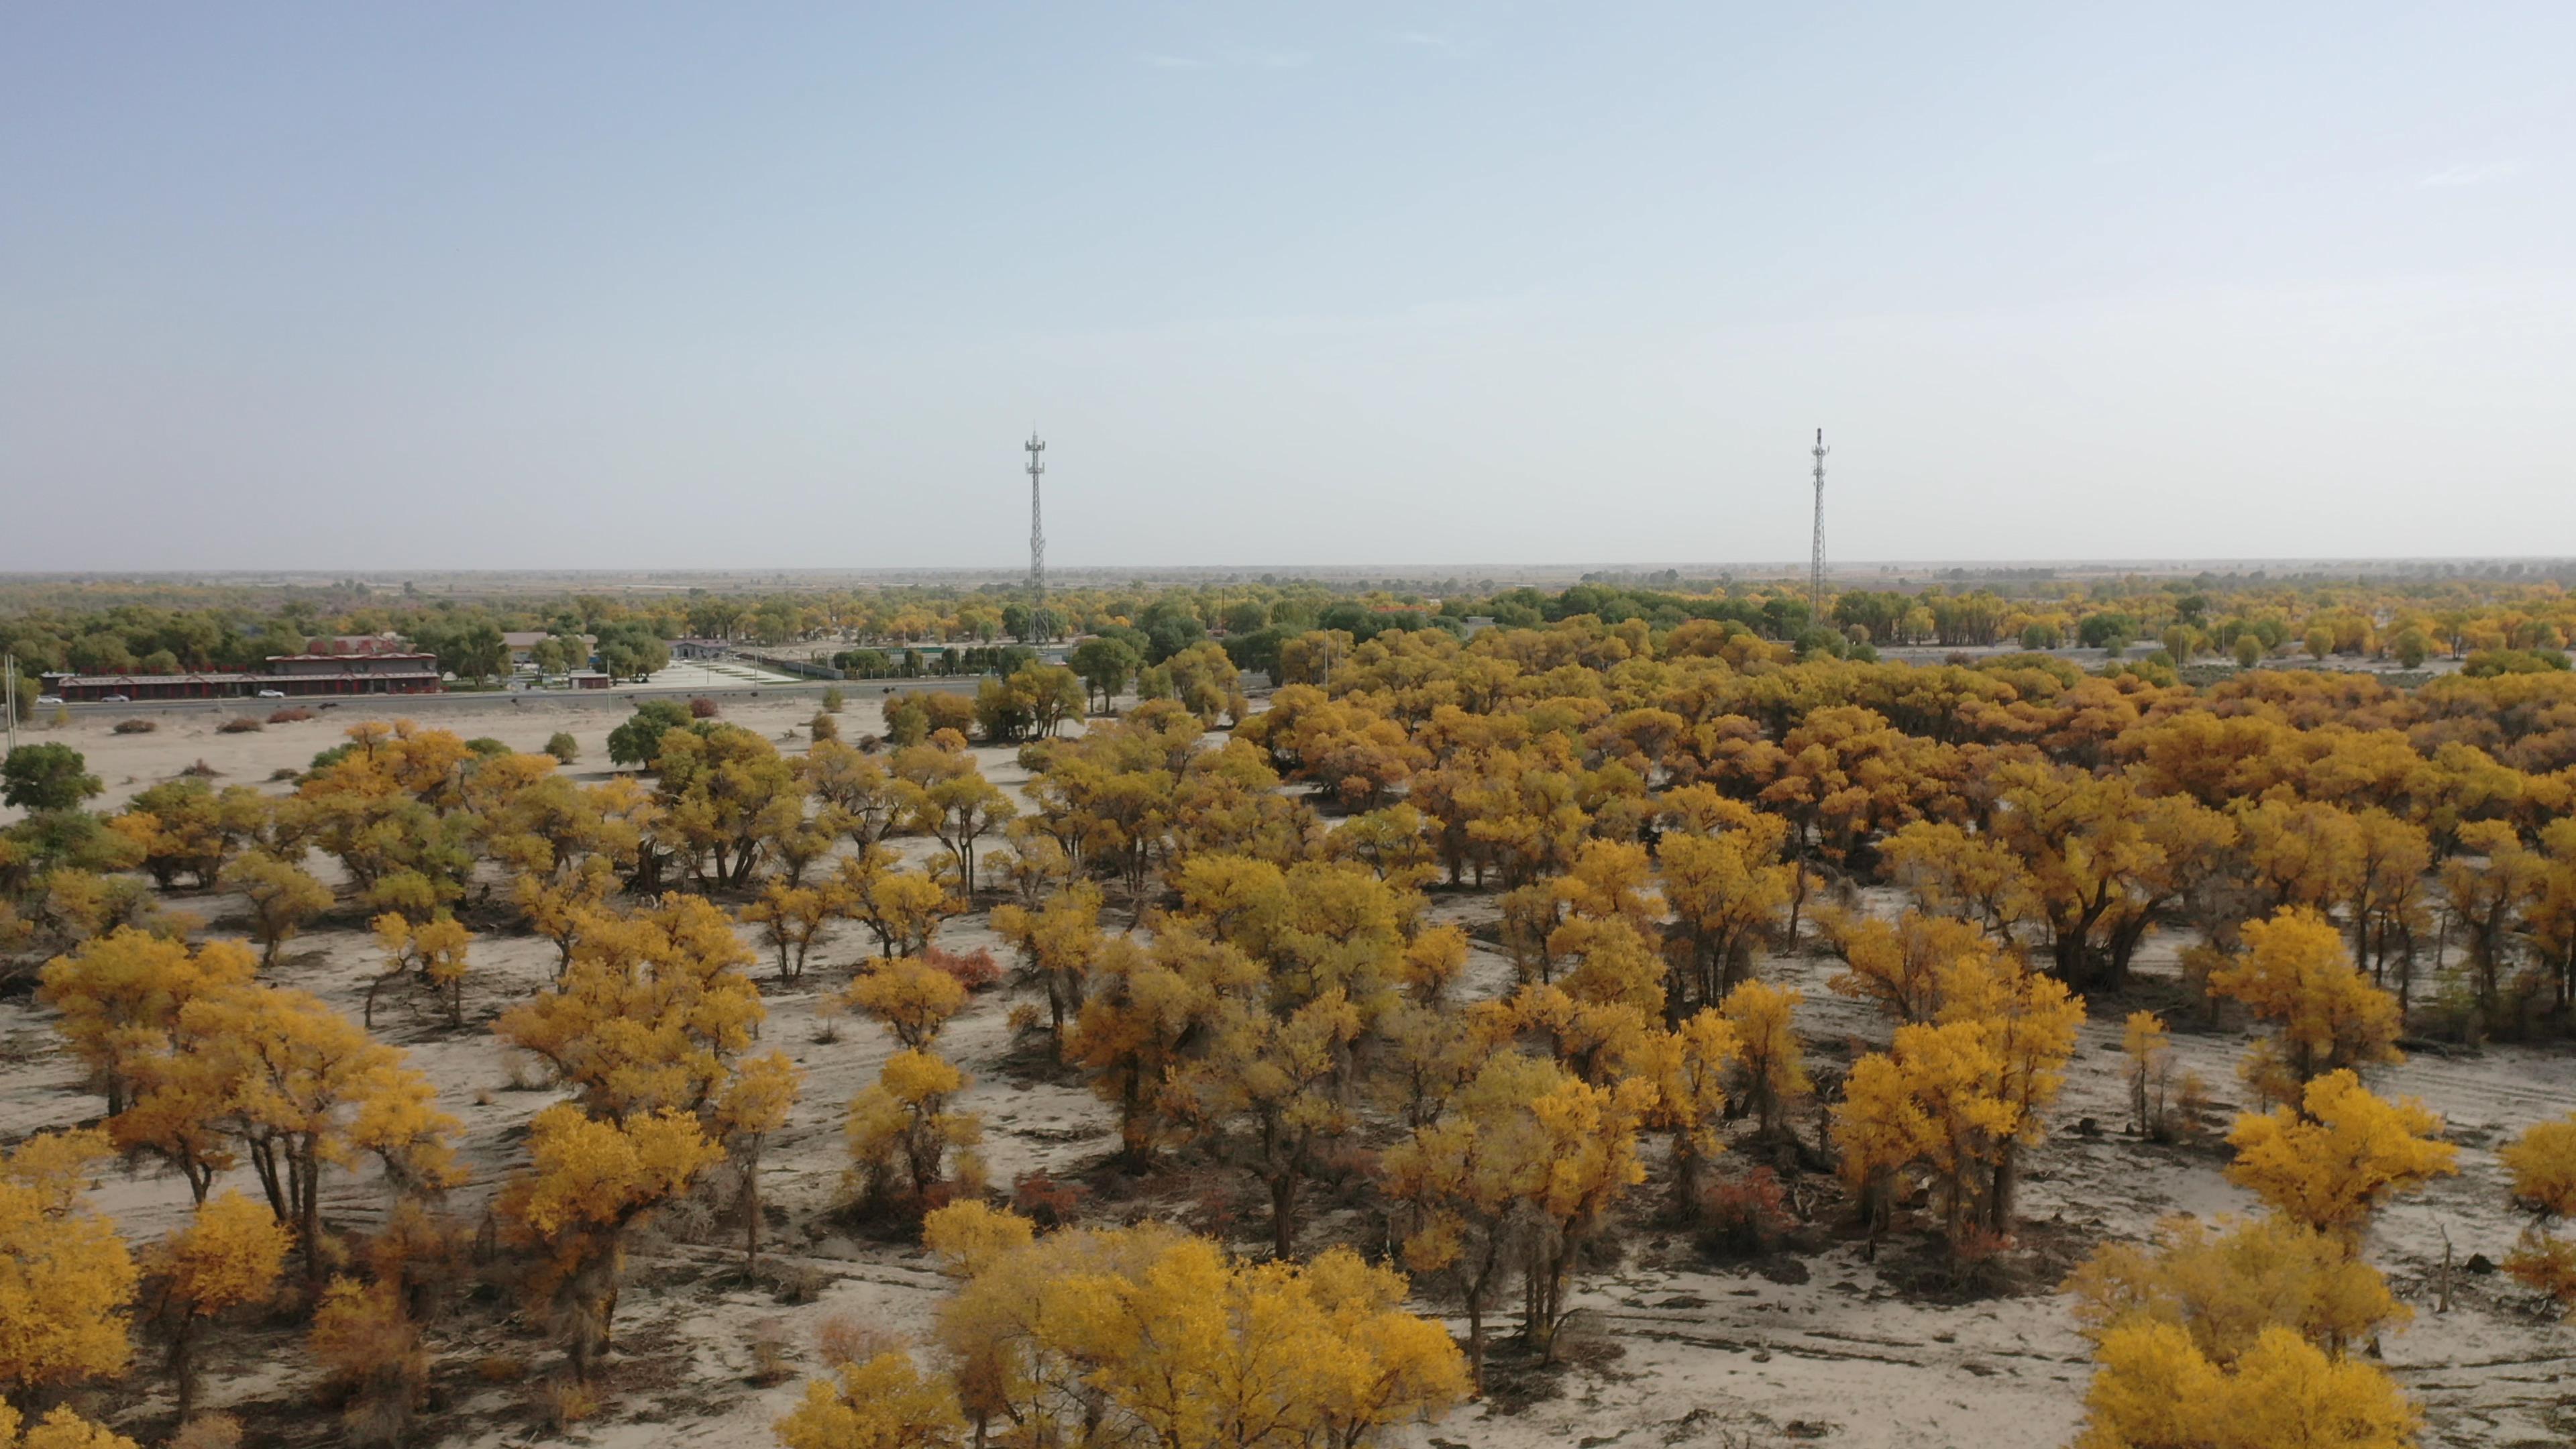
<box><xmin>100</xmin><ymin>694</ymin><xmax>130</xmax><ymax>704</ymax></box>
<box><xmin>256</xmin><ymin>689</ymin><xmax>286</xmax><ymax>699</ymax></box>
<box><xmin>35</xmin><ymin>694</ymin><xmax>63</xmax><ymax>706</ymax></box>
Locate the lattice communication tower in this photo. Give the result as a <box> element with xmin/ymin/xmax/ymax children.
<box><xmin>1026</xmin><ymin>431</ymin><xmax>1046</xmax><ymax>604</ymax></box>
<box><xmin>1809</xmin><ymin>428</ymin><xmax>1829</xmax><ymax>619</ymax></box>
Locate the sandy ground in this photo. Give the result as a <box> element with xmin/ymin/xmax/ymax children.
<box><xmin>3</xmin><ymin>695</ymin><xmax>2572</xmax><ymax>1447</ymax></box>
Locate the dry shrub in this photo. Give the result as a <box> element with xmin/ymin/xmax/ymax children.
<box><xmin>1701</xmin><ymin>1167</ymin><xmax>1790</xmax><ymax>1257</ymax></box>
<box><xmin>501</xmin><ymin>1051</ymin><xmax>550</xmax><ymax>1092</ymax></box>
<box><xmin>311</xmin><ymin>1278</ymin><xmax>430</xmax><ymax>1447</ymax></box>
<box><xmin>269</xmin><ymin>766</ymin><xmax>301</xmax><ymax>782</ymax></box>
<box><xmin>747</xmin><ymin>1318</ymin><xmax>796</xmax><ymax>1385</ymax></box>
<box><xmin>168</xmin><ymin>1415</ymin><xmax>244</xmax><ymax>1449</ymax></box>
<box><xmin>922</xmin><ymin>944</ymin><xmax>1004</xmax><ymax>993</ymax></box>
<box><xmin>474</xmin><ymin>1354</ymin><xmax>529</xmax><ymax>1384</ymax></box>
<box><xmin>766</xmin><ymin>1260</ymin><xmax>827</xmax><ymax>1305</ymax></box>
<box><xmin>812</xmin><ymin>995</ymin><xmax>847</xmax><ymax>1044</ymax></box>
<box><xmin>113</xmin><ymin>717</ymin><xmax>157</xmax><ymax>734</ymax></box>
<box><xmin>2174</xmin><ymin>1072</ymin><xmax>2214</xmax><ymax>1136</ymax></box>
<box><xmin>217</xmin><ymin>716</ymin><xmax>264</xmax><ymax>733</ymax></box>
<box><xmin>534</xmin><ymin>1377</ymin><xmax>600</xmax><ymax>1431</ymax></box>
<box><xmin>1944</xmin><ymin>1224</ymin><xmax>2013</xmax><ymax>1291</ymax></box>
<box><xmin>689</xmin><ymin>696</ymin><xmax>720</xmax><ymax>718</ymax></box>
<box><xmin>179</xmin><ymin>757</ymin><xmax>221</xmax><ymax>777</ymax></box>
<box><xmin>268</xmin><ymin>706</ymin><xmax>317</xmax><ymax>723</ymax></box>
<box><xmin>1012</xmin><ymin>1170</ymin><xmax>1090</xmax><ymax>1228</ymax></box>
<box><xmin>1006</xmin><ymin>1002</ymin><xmax>1044</xmax><ymax>1037</ymax></box>
<box><xmin>814</xmin><ymin>1314</ymin><xmax>900</xmax><ymax>1371</ymax></box>
<box><xmin>810</xmin><ymin>711</ymin><xmax>841</xmax><ymax>742</ymax></box>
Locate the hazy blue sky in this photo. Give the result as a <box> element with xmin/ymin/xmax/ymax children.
<box><xmin>3</xmin><ymin>3</ymin><xmax>2569</xmax><ymax>571</ymax></box>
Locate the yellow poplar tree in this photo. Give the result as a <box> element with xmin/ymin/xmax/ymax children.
<box><xmin>2208</xmin><ymin>908</ymin><xmax>2404</xmax><ymax>1111</ymax></box>
<box><xmin>2224</xmin><ymin>1071</ymin><xmax>2457</xmax><ymax>1246</ymax></box>
<box><xmin>0</xmin><ymin>1130</ymin><xmax>138</xmax><ymax>1397</ymax></box>
<box><xmin>146</xmin><ymin>1191</ymin><xmax>291</xmax><ymax>1418</ymax></box>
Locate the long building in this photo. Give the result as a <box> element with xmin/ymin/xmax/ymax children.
<box><xmin>42</xmin><ymin>652</ymin><xmax>445</xmax><ymax>702</ymax></box>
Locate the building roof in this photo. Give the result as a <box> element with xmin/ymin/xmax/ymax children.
<box><xmin>264</xmin><ymin>653</ymin><xmax>441</xmax><ymax>664</ymax></box>
<box><xmin>44</xmin><ymin>672</ymin><xmax>256</xmax><ymax>687</ymax></box>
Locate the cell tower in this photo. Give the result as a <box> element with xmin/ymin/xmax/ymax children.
<box><xmin>1025</xmin><ymin>431</ymin><xmax>1046</xmax><ymax>605</ymax></box>
<box><xmin>1809</xmin><ymin>428</ymin><xmax>1829</xmax><ymax>618</ymax></box>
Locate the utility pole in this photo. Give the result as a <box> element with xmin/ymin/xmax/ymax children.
<box><xmin>1809</xmin><ymin>428</ymin><xmax>1830</xmax><ymax>622</ymax></box>
<box><xmin>1026</xmin><ymin>431</ymin><xmax>1047</xmax><ymax>608</ymax></box>
<box><xmin>3</xmin><ymin>652</ymin><xmax>17</xmax><ymax>759</ymax></box>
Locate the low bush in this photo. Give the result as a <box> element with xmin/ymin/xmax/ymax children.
<box><xmin>544</xmin><ymin>731</ymin><xmax>579</xmax><ymax>763</ymax></box>
<box><xmin>217</xmin><ymin>716</ymin><xmax>264</xmax><ymax>733</ymax></box>
<box><xmin>922</xmin><ymin>944</ymin><xmax>1003</xmax><ymax>992</ymax></box>
<box><xmin>267</xmin><ymin>706</ymin><xmax>316</xmax><ymax>723</ymax></box>
<box><xmin>1701</xmin><ymin>1167</ymin><xmax>1790</xmax><ymax>1257</ymax></box>
<box><xmin>689</xmin><ymin>696</ymin><xmax>720</xmax><ymax>718</ymax></box>
<box><xmin>1012</xmin><ymin>1170</ymin><xmax>1091</xmax><ymax>1228</ymax></box>
<box><xmin>112</xmin><ymin>717</ymin><xmax>156</xmax><ymax>734</ymax></box>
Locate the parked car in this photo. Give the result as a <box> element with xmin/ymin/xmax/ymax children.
<box><xmin>100</xmin><ymin>694</ymin><xmax>130</xmax><ymax>703</ymax></box>
<box><xmin>35</xmin><ymin>694</ymin><xmax>63</xmax><ymax>706</ymax></box>
<box><xmin>256</xmin><ymin>688</ymin><xmax>286</xmax><ymax>698</ymax></box>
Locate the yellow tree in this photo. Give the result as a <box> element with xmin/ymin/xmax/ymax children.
<box><xmin>2074</xmin><ymin>1322</ymin><xmax>2420</xmax><ymax>1449</ymax></box>
<box><xmin>1378</xmin><ymin>1052</ymin><xmax>1554</xmax><ymax>1387</ymax></box>
<box><xmin>2208</xmin><ymin>908</ymin><xmax>2404</xmax><ymax>1110</ymax></box>
<box><xmin>1656</xmin><ymin>802</ymin><xmax>1794</xmax><ymax>1010</ymax></box>
<box><xmin>833</xmin><ymin>848</ymin><xmax>959</xmax><ymax>961</ymax></box>
<box><xmin>2498</xmin><ymin>1113</ymin><xmax>2576</xmax><ymax>1305</ymax></box>
<box><xmin>38</xmin><ymin>928</ymin><xmax>257</xmax><ymax>1114</ymax></box>
<box><xmin>894</xmin><ymin>751</ymin><xmax>1016</xmax><ymax>902</ymax></box>
<box><xmin>220</xmin><ymin>849</ymin><xmax>335</xmax><ymax>966</ymax></box>
<box><xmin>0</xmin><ymin>1130</ymin><xmax>137</xmax><ymax>1399</ymax></box>
<box><xmin>718</xmin><ymin>1052</ymin><xmax>802</xmax><ymax>1273</ymax></box>
<box><xmin>1519</xmin><ymin>1071</ymin><xmax>1656</xmax><ymax>1358</ymax></box>
<box><xmin>494</xmin><ymin>892</ymin><xmax>765</xmax><ymax>1120</ymax></box>
<box><xmin>844</xmin><ymin>957</ymin><xmax>969</xmax><ymax>1050</ymax></box>
<box><xmin>2065</xmin><ymin>1214</ymin><xmax>2408</xmax><ymax>1364</ymax></box>
<box><xmin>741</xmin><ymin>878</ymin><xmax>843</xmax><ymax>985</ymax></box>
<box><xmin>773</xmin><ymin>1349</ymin><xmax>965</xmax><ymax>1449</ymax></box>
<box><xmin>498</xmin><ymin>1104</ymin><xmax>723</xmax><ymax>1381</ymax></box>
<box><xmin>1822</xmin><ymin>908</ymin><xmax>1993</xmax><ymax>1024</ymax></box>
<box><xmin>1067</xmin><ymin>926</ymin><xmax>1256</xmax><ymax>1165</ymax></box>
<box><xmin>2122</xmin><ymin>1011</ymin><xmax>2176</xmax><ymax>1140</ymax></box>
<box><xmin>651</xmin><ymin>723</ymin><xmax>808</xmax><ymax>888</ymax></box>
<box><xmin>368</xmin><ymin>912</ymin><xmax>472</xmax><ymax>1028</ymax></box>
<box><xmin>511</xmin><ymin>857</ymin><xmax>619</xmax><ymax>977</ymax></box>
<box><xmin>991</xmin><ymin>880</ymin><xmax>1106</xmax><ymax>1051</ymax></box>
<box><xmin>178</xmin><ymin>984</ymin><xmax>464</xmax><ymax>1280</ymax></box>
<box><xmin>1656</xmin><ymin>1008</ymin><xmax>1743</xmax><ymax>1213</ymax></box>
<box><xmin>846</xmin><ymin>1049</ymin><xmax>984</xmax><ymax>1210</ymax></box>
<box><xmin>1835</xmin><ymin>953</ymin><xmax>2081</xmax><ymax>1244</ymax></box>
<box><xmin>2225</xmin><ymin>1071</ymin><xmax>2457</xmax><ymax>1247</ymax></box>
<box><xmin>1169</xmin><ymin>991</ymin><xmax>1364</xmax><ymax>1258</ymax></box>
<box><xmin>145</xmin><ymin>1191</ymin><xmax>290</xmax><ymax>1418</ymax></box>
<box><xmin>1717</xmin><ymin>979</ymin><xmax>1811</xmax><ymax>1139</ymax></box>
<box><xmin>933</xmin><ymin>1218</ymin><xmax>1464</xmax><ymax>1449</ymax></box>
<box><xmin>0</xmin><ymin>1401</ymin><xmax>140</xmax><ymax>1449</ymax></box>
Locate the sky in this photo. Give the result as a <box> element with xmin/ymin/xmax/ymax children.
<box><xmin>2</xmin><ymin>3</ymin><xmax>2571</xmax><ymax>572</ymax></box>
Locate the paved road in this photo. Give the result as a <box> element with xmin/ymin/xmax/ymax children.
<box><xmin>44</xmin><ymin>675</ymin><xmax>986</xmax><ymax>717</ymax></box>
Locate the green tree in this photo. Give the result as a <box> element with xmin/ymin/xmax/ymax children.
<box><xmin>607</xmin><ymin>700</ymin><xmax>692</xmax><ymax>769</ymax></box>
<box><xmin>3</xmin><ymin>744</ymin><xmax>102</xmax><ymax>812</ymax></box>
<box><xmin>1067</xmin><ymin>637</ymin><xmax>1139</xmax><ymax>714</ymax></box>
